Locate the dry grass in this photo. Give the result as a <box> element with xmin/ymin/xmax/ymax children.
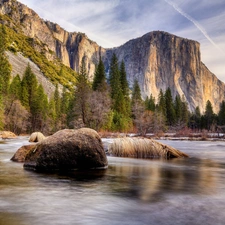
<box><xmin>174</xmin><ymin>127</ymin><xmax>193</xmax><ymax>137</ymax></box>
<box><xmin>108</xmin><ymin>137</ymin><xmax>188</xmax><ymax>159</ymax></box>
<box><xmin>99</xmin><ymin>131</ymin><xmax>127</xmax><ymax>138</ymax></box>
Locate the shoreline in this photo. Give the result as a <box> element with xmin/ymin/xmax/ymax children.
<box><xmin>1</xmin><ymin>130</ymin><xmax>225</xmax><ymax>142</ymax></box>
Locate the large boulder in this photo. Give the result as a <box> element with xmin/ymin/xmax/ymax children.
<box><xmin>29</xmin><ymin>132</ymin><xmax>46</xmax><ymax>142</ymax></box>
<box><xmin>24</xmin><ymin>128</ymin><xmax>108</xmax><ymax>172</ymax></box>
<box><xmin>11</xmin><ymin>144</ymin><xmax>36</xmax><ymax>162</ymax></box>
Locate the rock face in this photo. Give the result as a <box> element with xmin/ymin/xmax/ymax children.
<box><xmin>0</xmin><ymin>0</ymin><xmax>103</xmax><ymax>80</ymax></box>
<box><xmin>6</xmin><ymin>52</ymin><xmax>56</xmax><ymax>97</ymax></box>
<box><xmin>1</xmin><ymin>0</ymin><xmax>225</xmax><ymax>112</ymax></box>
<box><xmin>11</xmin><ymin>144</ymin><xmax>36</xmax><ymax>162</ymax></box>
<box><xmin>45</xmin><ymin>21</ymin><xmax>105</xmax><ymax>81</ymax></box>
<box><xmin>24</xmin><ymin>128</ymin><xmax>108</xmax><ymax>172</ymax></box>
<box><xmin>106</xmin><ymin>31</ymin><xmax>225</xmax><ymax>112</ymax></box>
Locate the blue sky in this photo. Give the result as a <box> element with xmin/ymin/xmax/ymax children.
<box><xmin>19</xmin><ymin>0</ymin><xmax>225</xmax><ymax>82</ymax></box>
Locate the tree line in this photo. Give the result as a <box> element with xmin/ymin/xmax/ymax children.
<box><xmin>1</xmin><ymin>26</ymin><xmax>225</xmax><ymax>135</ymax></box>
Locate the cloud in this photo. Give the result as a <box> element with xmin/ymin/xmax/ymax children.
<box><xmin>164</xmin><ymin>0</ymin><xmax>224</xmax><ymax>55</ymax></box>
<box><xmin>162</xmin><ymin>0</ymin><xmax>225</xmax><ymax>80</ymax></box>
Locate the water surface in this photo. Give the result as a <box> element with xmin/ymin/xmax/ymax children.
<box><xmin>0</xmin><ymin>138</ymin><xmax>225</xmax><ymax>225</ymax></box>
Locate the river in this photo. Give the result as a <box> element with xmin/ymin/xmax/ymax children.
<box><xmin>0</xmin><ymin>137</ymin><xmax>225</xmax><ymax>225</ymax></box>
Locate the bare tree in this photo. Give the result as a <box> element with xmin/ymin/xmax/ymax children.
<box><xmin>86</xmin><ymin>90</ymin><xmax>111</xmax><ymax>131</ymax></box>
<box><xmin>5</xmin><ymin>100</ymin><xmax>30</xmax><ymax>134</ymax></box>
<box><xmin>152</xmin><ymin>111</ymin><xmax>167</xmax><ymax>135</ymax></box>
<box><xmin>135</xmin><ymin>110</ymin><xmax>154</xmax><ymax>136</ymax></box>
<box><xmin>134</xmin><ymin>106</ymin><xmax>167</xmax><ymax>136</ymax></box>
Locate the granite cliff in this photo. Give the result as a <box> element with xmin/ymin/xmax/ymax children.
<box><xmin>0</xmin><ymin>0</ymin><xmax>103</xmax><ymax>79</ymax></box>
<box><xmin>0</xmin><ymin>0</ymin><xmax>224</xmax><ymax>112</ymax></box>
<box><xmin>106</xmin><ymin>31</ymin><xmax>225</xmax><ymax>112</ymax></box>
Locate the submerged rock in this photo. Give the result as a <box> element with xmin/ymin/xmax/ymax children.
<box><xmin>108</xmin><ymin>137</ymin><xmax>188</xmax><ymax>159</ymax></box>
<box><xmin>24</xmin><ymin>128</ymin><xmax>108</xmax><ymax>172</ymax></box>
<box><xmin>29</xmin><ymin>132</ymin><xmax>46</xmax><ymax>142</ymax></box>
<box><xmin>11</xmin><ymin>144</ymin><xmax>36</xmax><ymax>162</ymax></box>
<box><xmin>0</xmin><ymin>131</ymin><xmax>17</xmax><ymax>139</ymax></box>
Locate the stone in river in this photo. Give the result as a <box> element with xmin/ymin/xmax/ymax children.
<box><xmin>24</xmin><ymin>128</ymin><xmax>108</xmax><ymax>172</ymax></box>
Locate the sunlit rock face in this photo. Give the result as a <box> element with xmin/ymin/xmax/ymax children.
<box><xmin>0</xmin><ymin>0</ymin><xmax>104</xmax><ymax>80</ymax></box>
<box><xmin>45</xmin><ymin>21</ymin><xmax>105</xmax><ymax>81</ymax></box>
<box><xmin>1</xmin><ymin>0</ymin><xmax>225</xmax><ymax>113</ymax></box>
<box><xmin>105</xmin><ymin>31</ymin><xmax>225</xmax><ymax>112</ymax></box>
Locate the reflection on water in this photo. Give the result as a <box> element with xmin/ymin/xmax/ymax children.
<box><xmin>107</xmin><ymin>157</ymin><xmax>218</xmax><ymax>202</ymax></box>
<box><xmin>0</xmin><ymin>138</ymin><xmax>225</xmax><ymax>225</ymax></box>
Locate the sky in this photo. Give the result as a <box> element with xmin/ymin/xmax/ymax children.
<box><xmin>18</xmin><ymin>0</ymin><xmax>225</xmax><ymax>82</ymax></box>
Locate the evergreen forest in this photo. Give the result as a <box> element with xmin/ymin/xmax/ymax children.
<box><xmin>1</xmin><ymin>25</ymin><xmax>225</xmax><ymax>135</ymax></box>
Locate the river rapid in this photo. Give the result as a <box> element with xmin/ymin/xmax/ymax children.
<box><xmin>0</xmin><ymin>137</ymin><xmax>225</xmax><ymax>225</ymax></box>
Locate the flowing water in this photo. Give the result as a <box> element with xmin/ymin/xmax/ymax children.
<box><xmin>0</xmin><ymin>137</ymin><xmax>225</xmax><ymax>225</ymax></box>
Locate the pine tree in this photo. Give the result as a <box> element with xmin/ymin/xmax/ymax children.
<box><xmin>54</xmin><ymin>84</ymin><xmax>61</xmax><ymax>119</ymax></box>
<box><xmin>181</xmin><ymin>96</ymin><xmax>189</xmax><ymax>126</ymax></box>
<box><xmin>108</xmin><ymin>54</ymin><xmax>132</xmax><ymax>131</ymax></box>
<box><xmin>0</xmin><ymin>77</ymin><xmax>4</xmax><ymax>130</ymax></box>
<box><xmin>113</xmin><ymin>90</ymin><xmax>126</xmax><ymax>114</ymax></box>
<box><xmin>37</xmin><ymin>84</ymin><xmax>48</xmax><ymax>121</ymax></box>
<box><xmin>21</xmin><ymin>64</ymin><xmax>38</xmax><ymax>109</ymax></box>
<box><xmin>60</xmin><ymin>87</ymin><xmax>71</xmax><ymax>115</ymax></box>
<box><xmin>157</xmin><ymin>89</ymin><xmax>166</xmax><ymax>116</ymax></box>
<box><xmin>66</xmin><ymin>93</ymin><xmax>76</xmax><ymax>129</ymax></box>
<box><xmin>144</xmin><ymin>96</ymin><xmax>149</xmax><ymax>110</ymax></box>
<box><xmin>109</xmin><ymin>53</ymin><xmax>121</xmax><ymax>100</ymax></box>
<box><xmin>218</xmin><ymin>100</ymin><xmax>225</xmax><ymax>125</ymax></box>
<box><xmin>5</xmin><ymin>75</ymin><xmax>22</xmax><ymax>123</ymax></box>
<box><xmin>204</xmin><ymin>100</ymin><xmax>215</xmax><ymax>130</ymax></box>
<box><xmin>79</xmin><ymin>57</ymin><xmax>88</xmax><ymax>81</ymax></box>
<box><xmin>195</xmin><ymin>106</ymin><xmax>201</xmax><ymax>117</ymax></box>
<box><xmin>92</xmin><ymin>57</ymin><xmax>107</xmax><ymax>91</ymax></box>
<box><xmin>48</xmin><ymin>96</ymin><xmax>57</xmax><ymax>131</ymax></box>
<box><xmin>174</xmin><ymin>95</ymin><xmax>182</xmax><ymax>123</ymax></box>
<box><xmin>120</xmin><ymin>61</ymin><xmax>129</xmax><ymax>96</ymax></box>
<box><xmin>131</xmin><ymin>79</ymin><xmax>144</xmax><ymax>125</ymax></box>
<box><xmin>74</xmin><ymin>57</ymin><xmax>91</xmax><ymax>126</ymax></box>
<box><xmin>9</xmin><ymin>74</ymin><xmax>22</xmax><ymax>100</ymax></box>
<box><xmin>20</xmin><ymin>78</ymin><xmax>29</xmax><ymax>109</ymax></box>
<box><xmin>119</xmin><ymin>60</ymin><xmax>131</xmax><ymax>117</ymax></box>
<box><xmin>131</xmin><ymin>79</ymin><xmax>142</xmax><ymax>104</ymax></box>
<box><xmin>20</xmin><ymin>64</ymin><xmax>39</xmax><ymax>132</ymax></box>
<box><xmin>165</xmin><ymin>88</ymin><xmax>176</xmax><ymax>126</ymax></box>
<box><xmin>145</xmin><ymin>94</ymin><xmax>156</xmax><ymax>111</ymax></box>
<box><xmin>0</xmin><ymin>25</ymin><xmax>11</xmax><ymax>96</ymax></box>
<box><xmin>190</xmin><ymin>106</ymin><xmax>201</xmax><ymax>130</ymax></box>
<box><xmin>59</xmin><ymin>87</ymin><xmax>72</xmax><ymax>129</ymax></box>
<box><xmin>31</xmin><ymin>84</ymin><xmax>48</xmax><ymax>132</ymax></box>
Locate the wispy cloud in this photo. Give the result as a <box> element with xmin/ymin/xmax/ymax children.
<box><xmin>164</xmin><ymin>0</ymin><xmax>224</xmax><ymax>55</ymax></box>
